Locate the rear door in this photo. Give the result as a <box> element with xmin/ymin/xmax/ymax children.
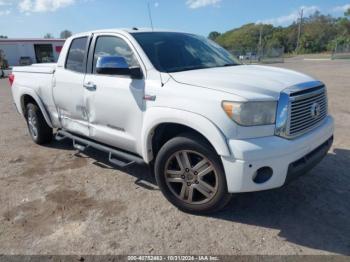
<box><xmin>53</xmin><ymin>36</ymin><xmax>90</xmax><ymax>136</ymax></box>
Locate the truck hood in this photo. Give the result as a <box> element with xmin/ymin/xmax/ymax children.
<box><xmin>169</xmin><ymin>65</ymin><xmax>315</xmax><ymax>100</ymax></box>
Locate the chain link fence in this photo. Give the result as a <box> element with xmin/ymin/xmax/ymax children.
<box><xmin>230</xmin><ymin>47</ymin><xmax>285</xmax><ymax>64</ymax></box>
<box><xmin>332</xmin><ymin>44</ymin><xmax>350</xmax><ymax>59</ymax></box>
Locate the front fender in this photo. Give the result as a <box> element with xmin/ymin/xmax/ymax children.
<box><xmin>141</xmin><ymin>107</ymin><xmax>231</xmax><ymax>163</ymax></box>
<box><xmin>17</xmin><ymin>87</ymin><xmax>53</xmax><ymax>128</ymax></box>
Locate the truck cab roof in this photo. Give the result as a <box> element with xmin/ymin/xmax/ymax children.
<box><xmin>71</xmin><ymin>28</ymin><xmax>189</xmax><ymax>38</ymax></box>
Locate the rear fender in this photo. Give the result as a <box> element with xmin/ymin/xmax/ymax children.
<box><xmin>18</xmin><ymin>87</ymin><xmax>53</xmax><ymax>128</ymax></box>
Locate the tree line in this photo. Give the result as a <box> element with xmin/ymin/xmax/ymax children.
<box><xmin>44</xmin><ymin>30</ymin><xmax>72</xmax><ymax>39</ymax></box>
<box><xmin>209</xmin><ymin>8</ymin><xmax>350</xmax><ymax>54</ymax></box>
<box><xmin>0</xmin><ymin>31</ymin><xmax>72</xmax><ymax>40</ymax></box>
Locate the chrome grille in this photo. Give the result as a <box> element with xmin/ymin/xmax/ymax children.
<box><xmin>275</xmin><ymin>81</ymin><xmax>328</xmax><ymax>139</ymax></box>
<box><xmin>288</xmin><ymin>86</ymin><xmax>327</xmax><ymax>137</ymax></box>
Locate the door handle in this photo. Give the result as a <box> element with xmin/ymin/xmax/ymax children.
<box><xmin>84</xmin><ymin>82</ymin><xmax>97</xmax><ymax>91</ymax></box>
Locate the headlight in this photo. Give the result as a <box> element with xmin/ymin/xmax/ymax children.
<box><xmin>222</xmin><ymin>101</ymin><xmax>277</xmax><ymax>126</ymax></box>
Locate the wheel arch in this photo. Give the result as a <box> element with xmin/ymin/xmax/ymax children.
<box><xmin>20</xmin><ymin>92</ymin><xmax>53</xmax><ymax>128</ymax></box>
<box><xmin>141</xmin><ymin>108</ymin><xmax>231</xmax><ymax>163</ymax></box>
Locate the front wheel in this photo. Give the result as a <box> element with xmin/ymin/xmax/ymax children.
<box><xmin>155</xmin><ymin>134</ymin><xmax>231</xmax><ymax>214</ymax></box>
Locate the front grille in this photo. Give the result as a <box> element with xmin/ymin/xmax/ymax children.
<box><xmin>288</xmin><ymin>86</ymin><xmax>328</xmax><ymax>137</ymax></box>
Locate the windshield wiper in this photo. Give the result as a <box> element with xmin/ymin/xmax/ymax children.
<box><xmin>222</xmin><ymin>63</ymin><xmax>240</xmax><ymax>67</ymax></box>
<box><xmin>168</xmin><ymin>63</ymin><xmax>239</xmax><ymax>73</ymax></box>
<box><xmin>168</xmin><ymin>66</ymin><xmax>210</xmax><ymax>73</ymax></box>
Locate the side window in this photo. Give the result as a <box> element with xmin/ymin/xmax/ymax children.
<box><xmin>66</xmin><ymin>37</ymin><xmax>88</xmax><ymax>73</ymax></box>
<box><xmin>93</xmin><ymin>36</ymin><xmax>139</xmax><ymax>73</ymax></box>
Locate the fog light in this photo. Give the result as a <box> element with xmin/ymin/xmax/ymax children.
<box><xmin>253</xmin><ymin>167</ymin><xmax>273</xmax><ymax>184</ymax></box>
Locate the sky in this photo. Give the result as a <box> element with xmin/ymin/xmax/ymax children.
<box><xmin>0</xmin><ymin>0</ymin><xmax>350</xmax><ymax>38</ymax></box>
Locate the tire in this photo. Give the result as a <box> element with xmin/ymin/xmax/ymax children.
<box><xmin>25</xmin><ymin>103</ymin><xmax>53</xmax><ymax>145</ymax></box>
<box><xmin>155</xmin><ymin>133</ymin><xmax>231</xmax><ymax>214</ymax></box>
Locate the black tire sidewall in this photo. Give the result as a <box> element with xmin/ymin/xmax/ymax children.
<box><xmin>155</xmin><ymin>134</ymin><xmax>230</xmax><ymax>214</ymax></box>
<box><xmin>26</xmin><ymin>103</ymin><xmax>52</xmax><ymax>145</ymax></box>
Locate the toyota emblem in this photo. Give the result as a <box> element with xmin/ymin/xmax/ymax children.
<box><xmin>310</xmin><ymin>102</ymin><xmax>321</xmax><ymax>118</ymax></box>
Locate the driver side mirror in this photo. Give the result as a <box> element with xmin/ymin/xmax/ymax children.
<box><xmin>96</xmin><ymin>56</ymin><xmax>143</xmax><ymax>79</ymax></box>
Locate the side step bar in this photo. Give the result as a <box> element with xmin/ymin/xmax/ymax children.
<box><xmin>55</xmin><ymin>130</ymin><xmax>144</xmax><ymax>168</ymax></box>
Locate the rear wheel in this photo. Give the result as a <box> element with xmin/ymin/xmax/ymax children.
<box><xmin>155</xmin><ymin>133</ymin><xmax>231</xmax><ymax>214</ymax></box>
<box><xmin>25</xmin><ymin>103</ymin><xmax>53</xmax><ymax>145</ymax></box>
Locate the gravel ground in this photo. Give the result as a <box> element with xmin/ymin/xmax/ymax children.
<box><xmin>0</xmin><ymin>58</ymin><xmax>349</xmax><ymax>256</ymax></box>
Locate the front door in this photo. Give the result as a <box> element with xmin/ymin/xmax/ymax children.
<box><xmin>83</xmin><ymin>34</ymin><xmax>145</xmax><ymax>154</ymax></box>
<box><xmin>53</xmin><ymin>36</ymin><xmax>90</xmax><ymax>137</ymax></box>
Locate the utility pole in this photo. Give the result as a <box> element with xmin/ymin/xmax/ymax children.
<box><xmin>296</xmin><ymin>8</ymin><xmax>304</xmax><ymax>53</ymax></box>
<box><xmin>258</xmin><ymin>24</ymin><xmax>263</xmax><ymax>56</ymax></box>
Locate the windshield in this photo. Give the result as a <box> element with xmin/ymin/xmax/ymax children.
<box><xmin>131</xmin><ymin>32</ymin><xmax>240</xmax><ymax>73</ymax></box>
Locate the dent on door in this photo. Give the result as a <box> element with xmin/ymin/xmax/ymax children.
<box><xmin>84</xmin><ymin>77</ymin><xmax>145</xmax><ymax>153</ymax></box>
<box><xmin>54</xmin><ymin>76</ymin><xmax>90</xmax><ymax>137</ymax></box>
<box><xmin>58</xmin><ymin>106</ymin><xmax>90</xmax><ymax>137</ymax></box>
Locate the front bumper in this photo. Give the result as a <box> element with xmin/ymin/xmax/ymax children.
<box><xmin>222</xmin><ymin>116</ymin><xmax>334</xmax><ymax>193</ymax></box>
<box><xmin>285</xmin><ymin>136</ymin><xmax>333</xmax><ymax>184</ymax></box>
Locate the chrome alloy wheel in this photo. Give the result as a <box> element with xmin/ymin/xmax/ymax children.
<box><xmin>164</xmin><ymin>150</ymin><xmax>219</xmax><ymax>204</ymax></box>
<box><xmin>27</xmin><ymin>109</ymin><xmax>38</xmax><ymax>139</ymax></box>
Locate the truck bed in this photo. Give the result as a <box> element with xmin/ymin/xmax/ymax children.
<box><xmin>11</xmin><ymin>63</ymin><xmax>58</xmax><ymax>127</ymax></box>
<box><xmin>12</xmin><ymin>63</ymin><xmax>56</xmax><ymax>74</ymax></box>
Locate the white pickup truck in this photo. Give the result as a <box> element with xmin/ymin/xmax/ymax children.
<box><xmin>10</xmin><ymin>29</ymin><xmax>334</xmax><ymax>213</ymax></box>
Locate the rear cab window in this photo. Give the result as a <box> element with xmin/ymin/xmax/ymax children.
<box><xmin>65</xmin><ymin>37</ymin><xmax>88</xmax><ymax>73</ymax></box>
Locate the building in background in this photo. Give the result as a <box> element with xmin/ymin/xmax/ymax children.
<box><xmin>0</xmin><ymin>39</ymin><xmax>65</xmax><ymax>67</ymax></box>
